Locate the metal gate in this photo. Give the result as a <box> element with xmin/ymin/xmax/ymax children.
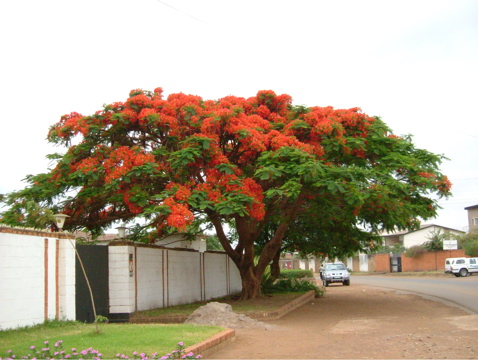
<box><xmin>75</xmin><ymin>245</ymin><xmax>109</xmax><ymax>323</ymax></box>
<box><xmin>390</xmin><ymin>254</ymin><xmax>402</xmax><ymax>273</ymax></box>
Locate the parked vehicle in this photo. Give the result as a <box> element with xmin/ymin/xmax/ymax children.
<box><xmin>445</xmin><ymin>258</ymin><xmax>458</xmax><ymax>274</ymax></box>
<box><xmin>321</xmin><ymin>262</ymin><xmax>350</xmax><ymax>286</ymax></box>
<box><xmin>447</xmin><ymin>257</ymin><xmax>478</xmax><ymax>277</ymax></box>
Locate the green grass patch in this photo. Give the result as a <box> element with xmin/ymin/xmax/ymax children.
<box><xmin>134</xmin><ymin>291</ymin><xmax>308</xmax><ymax>318</ymax></box>
<box><xmin>0</xmin><ymin>320</ymin><xmax>222</xmax><ymax>359</ymax></box>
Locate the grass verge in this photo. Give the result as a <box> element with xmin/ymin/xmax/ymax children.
<box><xmin>133</xmin><ymin>291</ymin><xmax>308</xmax><ymax>319</ymax></box>
<box><xmin>0</xmin><ymin>320</ymin><xmax>222</xmax><ymax>358</ymax></box>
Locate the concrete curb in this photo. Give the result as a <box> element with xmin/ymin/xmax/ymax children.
<box><xmin>248</xmin><ymin>290</ymin><xmax>316</xmax><ymax>320</ymax></box>
<box><xmin>183</xmin><ymin>328</ymin><xmax>236</xmax><ymax>358</ymax></box>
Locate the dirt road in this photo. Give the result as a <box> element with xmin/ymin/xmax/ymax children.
<box><xmin>208</xmin><ymin>283</ymin><xmax>478</xmax><ymax>359</ymax></box>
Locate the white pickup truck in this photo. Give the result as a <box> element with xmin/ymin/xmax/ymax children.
<box><xmin>446</xmin><ymin>257</ymin><xmax>478</xmax><ymax>277</ymax></box>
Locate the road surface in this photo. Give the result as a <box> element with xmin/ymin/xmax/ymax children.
<box><xmin>351</xmin><ymin>274</ymin><xmax>478</xmax><ymax>314</ymax></box>
<box><xmin>209</xmin><ymin>282</ymin><xmax>478</xmax><ymax>359</ymax></box>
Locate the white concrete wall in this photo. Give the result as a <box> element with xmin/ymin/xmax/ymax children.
<box><xmin>167</xmin><ymin>250</ymin><xmax>202</xmax><ymax>306</ymax></box>
<box><xmin>228</xmin><ymin>258</ymin><xmax>242</xmax><ymax>294</ymax></box>
<box><xmin>0</xmin><ymin>228</ymin><xmax>76</xmax><ymax>330</ymax></box>
<box><xmin>359</xmin><ymin>253</ymin><xmax>369</xmax><ymax>272</ymax></box>
<box><xmin>136</xmin><ymin>247</ymin><xmax>164</xmax><ymax>310</ymax></box>
<box><xmin>108</xmin><ymin>245</ymin><xmax>242</xmax><ymax>314</ymax></box>
<box><xmin>59</xmin><ymin>239</ymin><xmax>76</xmax><ymax>321</ymax></box>
<box><xmin>108</xmin><ymin>245</ymin><xmax>136</xmax><ymax>314</ymax></box>
<box><xmin>204</xmin><ymin>252</ymin><xmax>228</xmax><ymax>299</ymax></box>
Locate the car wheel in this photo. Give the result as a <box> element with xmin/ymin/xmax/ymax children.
<box><xmin>454</xmin><ymin>273</ymin><xmax>461</xmax><ymax>277</ymax></box>
<box><xmin>324</xmin><ymin>281</ymin><xmax>329</xmax><ymax>287</ymax></box>
<box><xmin>459</xmin><ymin>268</ymin><xmax>468</xmax><ymax>277</ymax></box>
<box><xmin>344</xmin><ymin>280</ymin><xmax>350</xmax><ymax>286</ymax></box>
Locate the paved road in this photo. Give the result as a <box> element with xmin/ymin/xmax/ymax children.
<box><xmin>351</xmin><ymin>274</ymin><xmax>478</xmax><ymax>314</ymax></box>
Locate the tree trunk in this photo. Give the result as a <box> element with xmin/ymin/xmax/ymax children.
<box><xmin>207</xmin><ymin>195</ymin><xmax>305</xmax><ymax>300</ymax></box>
<box><xmin>238</xmin><ymin>263</ymin><xmax>262</xmax><ymax>300</ymax></box>
<box><xmin>269</xmin><ymin>249</ymin><xmax>282</xmax><ymax>283</ymax></box>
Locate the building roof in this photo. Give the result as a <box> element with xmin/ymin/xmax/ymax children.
<box><xmin>465</xmin><ymin>204</ymin><xmax>478</xmax><ymax>210</ymax></box>
<box><xmin>381</xmin><ymin>224</ymin><xmax>465</xmax><ymax>237</ymax></box>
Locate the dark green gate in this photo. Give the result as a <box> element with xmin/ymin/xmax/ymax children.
<box><xmin>75</xmin><ymin>245</ymin><xmax>109</xmax><ymax>323</ymax></box>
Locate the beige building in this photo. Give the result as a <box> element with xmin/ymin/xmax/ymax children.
<box><xmin>465</xmin><ymin>204</ymin><xmax>478</xmax><ymax>233</ymax></box>
<box><xmin>381</xmin><ymin>224</ymin><xmax>464</xmax><ymax>248</ymax></box>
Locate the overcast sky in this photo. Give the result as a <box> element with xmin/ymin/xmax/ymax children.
<box><xmin>1</xmin><ymin>0</ymin><xmax>477</xmax><ymax>232</ymax></box>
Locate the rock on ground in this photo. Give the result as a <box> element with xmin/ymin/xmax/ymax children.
<box><xmin>184</xmin><ymin>302</ymin><xmax>272</xmax><ymax>330</ymax></box>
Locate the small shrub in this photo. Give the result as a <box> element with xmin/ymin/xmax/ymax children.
<box><xmin>269</xmin><ymin>278</ymin><xmax>323</xmax><ymax>297</ymax></box>
<box><xmin>404</xmin><ymin>245</ymin><xmax>425</xmax><ymax>258</ymax></box>
<box><xmin>279</xmin><ymin>269</ymin><xmax>314</xmax><ymax>279</ymax></box>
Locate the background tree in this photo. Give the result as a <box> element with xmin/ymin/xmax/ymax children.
<box><xmin>0</xmin><ymin>87</ymin><xmax>451</xmax><ymax>299</ymax></box>
<box><xmin>423</xmin><ymin>229</ymin><xmax>448</xmax><ymax>252</ymax></box>
<box><xmin>453</xmin><ymin>230</ymin><xmax>478</xmax><ymax>257</ymax></box>
<box><xmin>205</xmin><ymin>235</ymin><xmax>224</xmax><ymax>251</ymax></box>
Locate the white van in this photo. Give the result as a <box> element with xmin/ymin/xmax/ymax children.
<box><xmin>446</xmin><ymin>257</ymin><xmax>478</xmax><ymax>277</ymax></box>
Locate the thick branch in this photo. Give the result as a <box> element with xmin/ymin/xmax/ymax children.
<box><xmin>206</xmin><ymin>210</ymin><xmax>240</xmax><ymax>263</ymax></box>
<box><xmin>255</xmin><ymin>193</ymin><xmax>306</xmax><ymax>277</ymax></box>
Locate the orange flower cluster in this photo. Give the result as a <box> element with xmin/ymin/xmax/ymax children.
<box><xmin>163</xmin><ymin>197</ymin><xmax>194</xmax><ymax>231</ymax></box>
<box><xmin>436</xmin><ymin>176</ymin><xmax>452</xmax><ymax>193</ymax></box>
<box><xmin>103</xmin><ymin>146</ymin><xmax>155</xmax><ymax>183</ymax></box>
<box><xmin>76</xmin><ymin>157</ymin><xmax>101</xmax><ymax>174</ymax></box>
<box><xmin>123</xmin><ymin>193</ymin><xmax>143</xmax><ymax>214</ymax></box>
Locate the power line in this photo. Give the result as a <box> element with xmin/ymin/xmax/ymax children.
<box><xmin>157</xmin><ymin>0</ymin><xmax>206</xmax><ymax>24</ymax></box>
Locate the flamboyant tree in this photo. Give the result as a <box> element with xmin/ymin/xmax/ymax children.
<box><xmin>0</xmin><ymin>87</ymin><xmax>451</xmax><ymax>298</ymax></box>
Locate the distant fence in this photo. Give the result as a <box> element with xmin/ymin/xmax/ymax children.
<box><xmin>367</xmin><ymin>249</ymin><xmax>467</xmax><ymax>272</ymax></box>
<box><xmin>401</xmin><ymin>249</ymin><xmax>467</xmax><ymax>272</ymax></box>
<box><xmin>278</xmin><ymin>249</ymin><xmax>469</xmax><ymax>274</ymax></box>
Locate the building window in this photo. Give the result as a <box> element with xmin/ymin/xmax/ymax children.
<box><xmin>473</xmin><ymin>218</ymin><xmax>478</xmax><ymax>225</ymax></box>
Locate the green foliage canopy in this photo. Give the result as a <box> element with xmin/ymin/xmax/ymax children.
<box><xmin>0</xmin><ymin>87</ymin><xmax>452</xmax><ymax>298</ymax></box>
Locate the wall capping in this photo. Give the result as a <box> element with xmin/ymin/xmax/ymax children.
<box><xmin>0</xmin><ymin>226</ymin><xmax>74</xmax><ymax>239</ymax></box>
